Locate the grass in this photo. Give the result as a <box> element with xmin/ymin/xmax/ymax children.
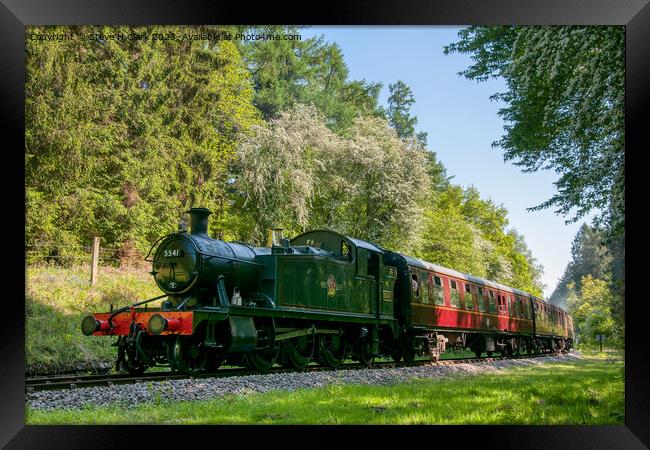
<box><xmin>26</xmin><ymin>264</ymin><xmax>160</xmax><ymax>374</ymax></box>
<box><xmin>27</xmin><ymin>354</ymin><xmax>624</xmax><ymax>425</ymax></box>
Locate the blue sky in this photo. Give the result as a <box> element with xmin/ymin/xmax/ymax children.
<box><xmin>300</xmin><ymin>26</ymin><xmax>595</xmax><ymax>298</ymax></box>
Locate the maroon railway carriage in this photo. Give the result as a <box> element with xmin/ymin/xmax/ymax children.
<box><xmin>383</xmin><ymin>251</ymin><xmax>573</xmax><ymax>361</ymax></box>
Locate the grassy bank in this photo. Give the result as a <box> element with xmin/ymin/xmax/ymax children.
<box><xmin>27</xmin><ymin>354</ymin><xmax>623</xmax><ymax>425</ymax></box>
<box><xmin>26</xmin><ymin>265</ymin><xmax>160</xmax><ymax>374</ymax></box>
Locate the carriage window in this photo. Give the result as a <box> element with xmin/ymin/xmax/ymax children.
<box><xmin>514</xmin><ymin>297</ymin><xmax>520</xmax><ymax>317</ymax></box>
<box><xmin>488</xmin><ymin>291</ymin><xmax>496</xmax><ymax>313</ymax></box>
<box><xmin>410</xmin><ymin>271</ymin><xmax>421</xmax><ymax>303</ymax></box>
<box><xmin>450</xmin><ymin>280</ymin><xmax>461</xmax><ymax>307</ymax></box>
<box><xmin>508</xmin><ymin>296</ymin><xmax>515</xmax><ymax>316</ymax></box>
<box><xmin>476</xmin><ymin>287</ymin><xmax>486</xmax><ymax>311</ymax></box>
<box><xmin>464</xmin><ymin>283</ymin><xmax>475</xmax><ymax>309</ymax></box>
<box><xmin>497</xmin><ymin>294</ymin><xmax>506</xmax><ymax>315</ymax></box>
<box><xmin>521</xmin><ymin>299</ymin><xmax>528</xmax><ymax>318</ymax></box>
<box><xmin>432</xmin><ymin>276</ymin><xmax>445</xmax><ymax>305</ymax></box>
<box><xmin>420</xmin><ymin>270</ymin><xmax>430</xmax><ymax>304</ymax></box>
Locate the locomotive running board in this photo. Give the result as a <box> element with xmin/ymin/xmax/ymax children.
<box><xmin>274</xmin><ymin>326</ymin><xmax>342</xmax><ymax>341</ymax></box>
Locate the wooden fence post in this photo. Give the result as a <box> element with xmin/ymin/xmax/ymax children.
<box><xmin>90</xmin><ymin>237</ymin><xmax>100</xmax><ymax>286</ymax></box>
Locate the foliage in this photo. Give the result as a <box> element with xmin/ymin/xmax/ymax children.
<box><xmin>549</xmin><ymin>224</ymin><xmax>611</xmax><ymax>309</ymax></box>
<box><xmin>444</xmin><ymin>26</ymin><xmax>625</xmax><ymax>237</ymax></box>
<box><xmin>233</xmin><ymin>104</ymin><xmax>341</xmax><ymax>243</ymax></box>
<box><xmin>415</xmin><ymin>185</ymin><xmax>544</xmax><ymax>296</ymax></box>
<box><xmin>238</xmin><ymin>26</ymin><xmax>383</xmax><ymax>131</ymax></box>
<box><xmin>386</xmin><ymin>80</ymin><xmax>427</xmax><ymax>146</ymax></box>
<box><xmin>549</xmin><ymin>223</ymin><xmax>623</xmax><ymax>345</ymax></box>
<box><xmin>26</xmin><ymin>25</ymin><xmax>260</xmax><ymax>258</ymax></box>
<box><xmin>234</xmin><ymin>105</ymin><xmax>431</xmax><ymax>252</ymax></box>
<box><xmin>567</xmin><ymin>275</ymin><xmax>617</xmax><ymax>346</ymax></box>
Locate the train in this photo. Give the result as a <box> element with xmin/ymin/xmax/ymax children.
<box><xmin>81</xmin><ymin>207</ymin><xmax>574</xmax><ymax>375</ymax></box>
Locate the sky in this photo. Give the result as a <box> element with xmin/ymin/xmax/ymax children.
<box><xmin>300</xmin><ymin>26</ymin><xmax>595</xmax><ymax>298</ymax></box>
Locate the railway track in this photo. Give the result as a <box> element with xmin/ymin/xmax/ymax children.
<box><xmin>25</xmin><ymin>351</ymin><xmax>562</xmax><ymax>393</ymax></box>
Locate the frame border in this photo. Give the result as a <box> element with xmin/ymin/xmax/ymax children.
<box><xmin>3</xmin><ymin>0</ymin><xmax>648</xmax><ymax>447</ymax></box>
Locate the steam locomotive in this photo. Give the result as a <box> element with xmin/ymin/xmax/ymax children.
<box><xmin>82</xmin><ymin>208</ymin><xmax>574</xmax><ymax>374</ymax></box>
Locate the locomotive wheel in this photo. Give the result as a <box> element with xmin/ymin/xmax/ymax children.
<box><xmin>391</xmin><ymin>346</ymin><xmax>402</xmax><ymax>363</ymax></box>
<box><xmin>244</xmin><ymin>348</ymin><xmax>279</xmax><ymax>372</ymax></box>
<box><xmin>486</xmin><ymin>351</ymin><xmax>494</xmax><ymax>357</ymax></box>
<box><xmin>117</xmin><ymin>336</ymin><xmax>148</xmax><ymax>375</ymax></box>
<box><xmin>318</xmin><ymin>333</ymin><xmax>348</xmax><ymax>368</ymax></box>
<box><xmin>206</xmin><ymin>352</ymin><xmax>226</xmax><ymax>372</ymax></box>
<box><xmin>244</xmin><ymin>321</ymin><xmax>279</xmax><ymax>372</ymax></box>
<box><xmin>473</xmin><ymin>349</ymin><xmax>482</xmax><ymax>358</ymax></box>
<box><xmin>173</xmin><ymin>335</ymin><xmax>208</xmax><ymax>375</ymax></box>
<box><xmin>283</xmin><ymin>335</ymin><xmax>315</xmax><ymax>370</ymax></box>
<box><xmin>402</xmin><ymin>340</ymin><xmax>416</xmax><ymax>365</ymax></box>
<box><xmin>358</xmin><ymin>338</ymin><xmax>375</xmax><ymax>367</ymax></box>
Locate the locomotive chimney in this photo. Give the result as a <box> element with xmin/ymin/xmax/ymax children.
<box><xmin>187</xmin><ymin>208</ymin><xmax>212</xmax><ymax>237</ymax></box>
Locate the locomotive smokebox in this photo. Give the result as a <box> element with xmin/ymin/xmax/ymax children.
<box><xmin>188</xmin><ymin>207</ymin><xmax>211</xmax><ymax>236</ymax></box>
<box><xmin>151</xmin><ymin>207</ymin><xmax>260</xmax><ymax>299</ymax></box>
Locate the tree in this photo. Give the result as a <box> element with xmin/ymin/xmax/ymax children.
<box><xmin>386</xmin><ymin>81</ymin><xmax>428</xmax><ymax>146</ymax></box>
<box><xmin>549</xmin><ymin>223</ymin><xmax>612</xmax><ymax>309</ymax></box>
<box><xmin>26</xmin><ymin>25</ymin><xmax>260</xmax><ymax>258</ymax></box>
<box><xmin>444</xmin><ymin>26</ymin><xmax>624</xmax><ymax>237</ymax></box>
<box><xmin>414</xmin><ymin>184</ymin><xmax>544</xmax><ymax>296</ymax></box>
<box><xmin>239</xmin><ymin>26</ymin><xmax>383</xmax><ymax>131</ymax></box>
<box><xmin>331</xmin><ymin>117</ymin><xmax>430</xmax><ymax>252</ymax></box>
<box><xmin>234</xmin><ymin>105</ymin><xmax>431</xmax><ymax>251</ymax></box>
<box><xmin>233</xmin><ymin>104</ymin><xmax>342</xmax><ymax>243</ymax></box>
<box><xmin>567</xmin><ymin>275</ymin><xmax>616</xmax><ymax>346</ymax></box>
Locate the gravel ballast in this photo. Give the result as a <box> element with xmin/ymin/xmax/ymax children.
<box><xmin>27</xmin><ymin>352</ymin><xmax>582</xmax><ymax>411</ymax></box>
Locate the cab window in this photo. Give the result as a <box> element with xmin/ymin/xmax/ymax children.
<box><xmin>341</xmin><ymin>241</ymin><xmax>351</xmax><ymax>260</ymax></box>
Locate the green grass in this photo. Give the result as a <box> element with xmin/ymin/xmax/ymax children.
<box><xmin>26</xmin><ymin>265</ymin><xmax>160</xmax><ymax>374</ymax></box>
<box><xmin>27</xmin><ymin>354</ymin><xmax>623</xmax><ymax>425</ymax></box>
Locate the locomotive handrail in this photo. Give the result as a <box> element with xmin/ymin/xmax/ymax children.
<box><xmin>200</xmin><ymin>251</ymin><xmax>265</xmax><ymax>267</ymax></box>
<box><xmin>107</xmin><ymin>294</ymin><xmax>168</xmax><ymax>327</ymax></box>
<box><xmin>144</xmin><ymin>235</ymin><xmax>169</xmax><ymax>262</ymax></box>
<box><xmin>144</xmin><ymin>233</ymin><xmax>265</xmax><ymax>267</ymax></box>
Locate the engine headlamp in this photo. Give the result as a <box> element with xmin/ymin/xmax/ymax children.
<box><xmin>148</xmin><ymin>314</ymin><xmax>167</xmax><ymax>335</ymax></box>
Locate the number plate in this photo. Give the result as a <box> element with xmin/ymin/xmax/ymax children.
<box><xmin>163</xmin><ymin>249</ymin><xmax>183</xmax><ymax>257</ymax></box>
